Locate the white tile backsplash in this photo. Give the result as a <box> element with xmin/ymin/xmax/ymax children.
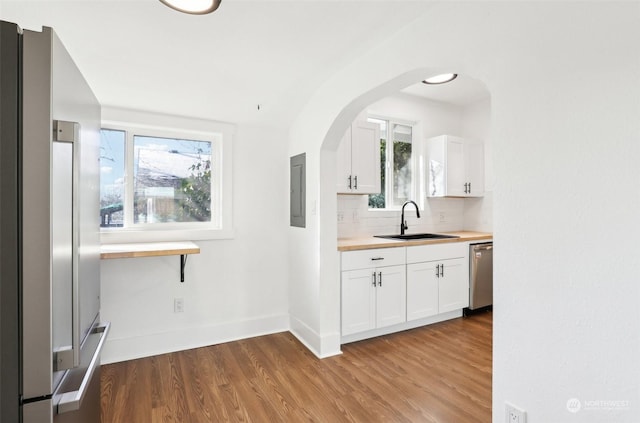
<box><xmin>463</xmin><ymin>191</ymin><xmax>493</xmax><ymax>232</ymax></box>
<box><xmin>337</xmin><ymin>194</ymin><xmax>469</xmax><ymax>238</ymax></box>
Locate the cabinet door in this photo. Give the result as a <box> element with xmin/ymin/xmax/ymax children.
<box><xmin>375</xmin><ymin>265</ymin><xmax>406</xmax><ymax>329</ymax></box>
<box><xmin>438</xmin><ymin>258</ymin><xmax>469</xmax><ymax>313</ymax></box>
<box><xmin>465</xmin><ymin>142</ymin><xmax>484</xmax><ymax>197</ymax></box>
<box><xmin>445</xmin><ymin>137</ymin><xmax>466</xmax><ymax>197</ymax></box>
<box><xmin>341</xmin><ymin>269</ymin><xmax>376</xmax><ymax>336</ymax></box>
<box><xmin>350</xmin><ymin>121</ymin><xmax>380</xmax><ymax>194</ymax></box>
<box><xmin>336</xmin><ymin>127</ymin><xmax>353</xmax><ymax>193</ymax></box>
<box><xmin>406</xmin><ymin>262</ymin><xmax>439</xmax><ymax>321</ymax></box>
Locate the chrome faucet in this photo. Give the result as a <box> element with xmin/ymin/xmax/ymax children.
<box><xmin>400</xmin><ymin>200</ymin><xmax>421</xmax><ymax>235</ymax></box>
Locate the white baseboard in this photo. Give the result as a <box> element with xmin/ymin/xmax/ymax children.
<box><xmin>101</xmin><ymin>311</ymin><xmax>457</xmax><ymax>364</ymax></box>
<box><xmin>289</xmin><ymin>315</ymin><xmax>342</xmax><ymax>359</ymax></box>
<box><xmin>101</xmin><ymin>313</ymin><xmax>289</xmax><ymax>364</ymax></box>
<box><xmin>340</xmin><ymin>310</ymin><xmax>462</xmax><ymax>344</ymax></box>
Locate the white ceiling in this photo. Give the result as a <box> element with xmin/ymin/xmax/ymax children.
<box><xmin>2</xmin><ymin>1</ymin><xmax>488</xmax><ymax>127</ymax></box>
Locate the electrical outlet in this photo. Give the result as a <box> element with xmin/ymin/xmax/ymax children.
<box><xmin>439</xmin><ymin>212</ymin><xmax>446</xmax><ymax>223</ymax></box>
<box><xmin>505</xmin><ymin>402</ymin><xmax>526</xmax><ymax>423</ymax></box>
<box><xmin>174</xmin><ymin>297</ymin><xmax>184</xmax><ymax>313</ymax></box>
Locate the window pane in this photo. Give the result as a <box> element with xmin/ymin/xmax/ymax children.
<box><xmin>133</xmin><ymin>136</ymin><xmax>212</xmax><ymax>224</ymax></box>
<box><xmin>100</xmin><ymin>129</ymin><xmax>125</xmax><ymax>227</ymax></box>
<box><xmin>392</xmin><ymin>123</ymin><xmax>412</xmax><ymax>207</ymax></box>
<box><xmin>368</xmin><ymin>118</ymin><xmax>387</xmax><ymax>209</ymax></box>
<box><xmin>368</xmin><ymin>139</ymin><xmax>386</xmax><ymax>208</ymax></box>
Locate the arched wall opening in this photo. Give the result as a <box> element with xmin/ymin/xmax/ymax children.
<box><xmin>316</xmin><ymin>68</ymin><xmax>492</xmax><ymax>357</ymax></box>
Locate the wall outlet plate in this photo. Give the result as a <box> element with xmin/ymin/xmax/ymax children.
<box><xmin>505</xmin><ymin>402</ymin><xmax>526</xmax><ymax>423</ymax></box>
<box><xmin>174</xmin><ymin>297</ymin><xmax>184</xmax><ymax>313</ymax></box>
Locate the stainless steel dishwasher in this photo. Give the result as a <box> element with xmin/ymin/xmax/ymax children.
<box><xmin>466</xmin><ymin>242</ymin><xmax>493</xmax><ymax>314</ymax></box>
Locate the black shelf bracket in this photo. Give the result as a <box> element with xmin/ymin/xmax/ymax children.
<box><xmin>180</xmin><ymin>254</ymin><xmax>188</xmax><ymax>283</ymax></box>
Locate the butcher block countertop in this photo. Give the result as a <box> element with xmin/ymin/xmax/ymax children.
<box><xmin>100</xmin><ymin>241</ymin><xmax>200</xmax><ymax>259</ymax></box>
<box><xmin>338</xmin><ymin>231</ymin><xmax>492</xmax><ymax>252</ymax></box>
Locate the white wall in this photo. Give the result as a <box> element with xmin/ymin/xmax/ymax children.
<box><xmin>290</xmin><ymin>2</ymin><xmax>640</xmax><ymax>422</ymax></box>
<box><xmin>101</xmin><ymin>123</ymin><xmax>290</xmax><ymax>363</ymax></box>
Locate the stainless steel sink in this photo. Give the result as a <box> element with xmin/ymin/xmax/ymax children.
<box><xmin>374</xmin><ymin>233</ymin><xmax>459</xmax><ymax>241</ymax></box>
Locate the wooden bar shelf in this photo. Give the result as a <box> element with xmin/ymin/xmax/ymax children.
<box><xmin>100</xmin><ymin>241</ymin><xmax>200</xmax><ymax>282</ymax></box>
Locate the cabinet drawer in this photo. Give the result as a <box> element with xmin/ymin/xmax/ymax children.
<box><xmin>341</xmin><ymin>247</ymin><xmax>405</xmax><ymax>271</ymax></box>
<box><xmin>406</xmin><ymin>242</ymin><xmax>466</xmax><ymax>264</ymax></box>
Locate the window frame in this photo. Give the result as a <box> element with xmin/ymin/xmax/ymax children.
<box><xmin>99</xmin><ymin>108</ymin><xmax>234</xmax><ymax>244</ymax></box>
<box><xmin>367</xmin><ymin>115</ymin><xmax>417</xmax><ymax>211</ymax></box>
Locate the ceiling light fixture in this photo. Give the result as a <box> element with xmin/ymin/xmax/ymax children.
<box><xmin>159</xmin><ymin>0</ymin><xmax>222</xmax><ymax>15</ymax></box>
<box><xmin>422</xmin><ymin>73</ymin><xmax>458</xmax><ymax>85</ymax></box>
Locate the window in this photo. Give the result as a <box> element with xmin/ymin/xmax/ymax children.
<box><xmin>133</xmin><ymin>135</ymin><xmax>212</xmax><ymax>224</ymax></box>
<box><xmin>100</xmin><ymin>129</ymin><xmax>126</xmax><ymax>227</ymax></box>
<box><xmin>99</xmin><ymin>109</ymin><xmax>233</xmax><ymax>242</ymax></box>
<box><xmin>368</xmin><ymin>117</ymin><xmax>414</xmax><ymax>209</ymax></box>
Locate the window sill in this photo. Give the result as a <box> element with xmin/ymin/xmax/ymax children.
<box><xmin>100</xmin><ymin>228</ymin><xmax>235</xmax><ymax>244</ymax></box>
<box><xmin>366</xmin><ymin>208</ymin><xmax>404</xmax><ymax>216</ymax></box>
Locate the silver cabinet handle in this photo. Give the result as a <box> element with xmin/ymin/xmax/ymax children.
<box><xmin>468</xmin><ymin>182</ymin><xmax>471</xmax><ymax>193</ymax></box>
<box><xmin>354</xmin><ymin>175</ymin><xmax>358</xmax><ymax>190</ymax></box>
<box><xmin>372</xmin><ymin>272</ymin><xmax>377</xmax><ymax>287</ymax></box>
<box><xmin>348</xmin><ymin>175</ymin><xmax>352</xmax><ymax>189</ymax></box>
<box><xmin>56</xmin><ymin>322</ymin><xmax>110</xmax><ymax>414</ymax></box>
<box><xmin>436</xmin><ymin>264</ymin><xmax>440</xmax><ymax>278</ymax></box>
<box><xmin>440</xmin><ymin>264</ymin><xmax>444</xmax><ymax>278</ymax></box>
<box><xmin>378</xmin><ymin>271</ymin><xmax>382</xmax><ymax>286</ymax></box>
<box><xmin>370</xmin><ymin>257</ymin><xmax>385</xmax><ymax>261</ymax></box>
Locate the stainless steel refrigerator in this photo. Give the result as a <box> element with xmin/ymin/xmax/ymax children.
<box><xmin>0</xmin><ymin>21</ymin><xmax>109</xmax><ymax>422</ymax></box>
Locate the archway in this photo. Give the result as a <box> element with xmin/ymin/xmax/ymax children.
<box><xmin>317</xmin><ymin>68</ymin><xmax>492</xmax><ymax>356</ymax></box>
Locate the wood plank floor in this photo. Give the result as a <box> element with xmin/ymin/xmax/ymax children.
<box><xmin>101</xmin><ymin>312</ymin><xmax>492</xmax><ymax>423</ymax></box>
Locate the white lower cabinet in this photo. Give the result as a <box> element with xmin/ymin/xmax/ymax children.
<box><xmin>406</xmin><ymin>261</ymin><xmax>439</xmax><ymax>320</ymax></box>
<box><xmin>437</xmin><ymin>258</ymin><xmax>468</xmax><ymax>312</ymax></box>
<box><xmin>341</xmin><ymin>242</ymin><xmax>470</xmax><ymax>341</ymax></box>
<box><xmin>341</xmin><ymin>265</ymin><xmax>406</xmax><ymax>335</ymax></box>
<box><xmin>406</xmin><ymin>243</ymin><xmax>469</xmax><ymax>321</ymax></box>
<box><xmin>407</xmin><ymin>257</ymin><xmax>467</xmax><ymax>320</ymax></box>
<box><xmin>341</xmin><ymin>248</ymin><xmax>406</xmax><ymax>336</ymax></box>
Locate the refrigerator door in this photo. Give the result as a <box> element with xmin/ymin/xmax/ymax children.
<box><xmin>20</xmin><ymin>24</ymin><xmax>103</xmax><ymax>423</ymax></box>
<box><xmin>22</xmin><ymin>24</ymin><xmax>56</xmax><ymax>402</ymax></box>
<box><xmin>0</xmin><ymin>20</ymin><xmax>22</xmax><ymax>423</ymax></box>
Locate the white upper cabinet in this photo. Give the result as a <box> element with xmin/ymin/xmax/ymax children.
<box><xmin>426</xmin><ymin>135</ymin><xmax>484</xmax><ymax>198</ymax></box>
<box><xmin>336</xmin><ymin>121</ymin><xmax>381</xmax><ymax>194</ymax></box>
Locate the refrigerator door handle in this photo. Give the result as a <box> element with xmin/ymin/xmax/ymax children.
<box><xmin>53</xmin><ymin>120</ymin><xmax>81</xmax><ymax>370</ymax></box>
<box><xmin>56</xmin><ymin>322</ymin><xmax>110</xmax><ymax>414</ymax></box>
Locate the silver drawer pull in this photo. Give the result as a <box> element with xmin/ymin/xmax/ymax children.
<box><xmin>370</xmin><ymin>257</ymin><xmax>385</xmax><ymax>261</ymax></box>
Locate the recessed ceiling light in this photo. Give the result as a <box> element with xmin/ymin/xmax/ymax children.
<box><xmin>422</xmin><ymin>73</ymin><xmax>458</xmax><ymax>85</ymax></box>
<box><xmin>159</xmin><ymin>0</ymin><xmax>222</xmax><ymax>15</ymax></box>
